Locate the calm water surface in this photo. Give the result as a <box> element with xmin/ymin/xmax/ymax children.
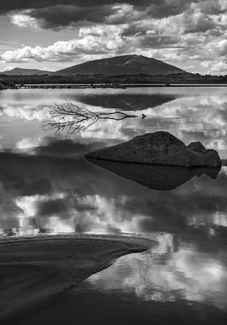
<box><xmin>1</xmin><ymin>87</ymin><xmax>227</xmax><ymax>324</ymax></box>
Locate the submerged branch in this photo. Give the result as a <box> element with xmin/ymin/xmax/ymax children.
<box><xmin>43</xmin><ymin>102</ymin><xmax>138</xmax><ymax>135</ymax></box>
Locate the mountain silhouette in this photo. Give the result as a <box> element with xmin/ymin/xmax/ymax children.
<box><xmin>56</xmin><ymin>54</ymin><xmax>185</xmax><ymax>76</ymax></box>
<box><xmin>1</xmin><ymin>55</ymin><xmax>185</xmax><ymax>76</ymax></box>
<box><xmin>0</xmin><ymin>68</ymin><xmax>53</xmax><ymax>76</ymax></box>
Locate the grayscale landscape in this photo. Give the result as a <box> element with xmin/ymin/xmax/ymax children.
<box><xmin>0</xmin><ymin>1</ymin><xmax>227</xmax><ymax>325</ymax></box>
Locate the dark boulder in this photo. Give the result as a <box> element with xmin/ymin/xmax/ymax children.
<box><xmin>187</xmin><ymin>141</ymin><xmax>207</xmax><ymax>153</ymax></box>
<box><xmin>85</xmin><ymin>132</ymin><xmax>222</xmax><ymax>168</ymax></box>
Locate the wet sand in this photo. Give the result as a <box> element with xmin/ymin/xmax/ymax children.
<box><xmin>0</xmin><ymin>234</ymin><xmax>155</xmax><ymax>324</ymax></box>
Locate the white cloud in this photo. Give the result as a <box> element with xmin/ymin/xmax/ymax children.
<box><xmin>40</xmin><ymin>67</ymin><xmax>56</xmax><ymax>72</ymax></box>
<box><xmin>16</xmin><ymin>137</ymin><xmax>42</xmax><ymax>151</ymax></box>
<box><xmin>0</xmin><ymin>25</ymin><xmax>124</xmax><ymax>63</ymax></box>
<box><xmin>0</xmin><ymin>104</ymin><xmax>47</xmax><ymax>121</ymax></box>
<box><xmin>201</xmin><ymin>60</ymin><xmax>227</xmax><ymax>74</ymax></box>
<box><xmin>3</xmin><ymin>66</ymin><xmax>16</xmax><ymax>71</ymax></box>
<box><xmin>106</xmin><ymin>4</ymin><xmax>146</xmax><ymax>24</ymax></box>
<box><xmin>1</xmin><ymin>2</ymin><xmax>227</xmax><ymax>72</ymax></box>
<box><xmin>10</xmin><ymin>11</ymin><xmax>40</xmax><ymax>29</ymax></box>
<box><xmin>183</xmin><ymin>65</ymin><xmax>195</xmax><ymax>70</ymax></box>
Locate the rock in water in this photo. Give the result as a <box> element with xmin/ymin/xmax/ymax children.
<box><xmin>85</xmin><ymin>132</ymin><xmax>222</xmax><ymax>167</ymax></box>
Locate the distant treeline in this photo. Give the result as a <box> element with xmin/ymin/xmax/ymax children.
<box><xmin>1</xmin><ymin>72</ymin><xmax>227</xmax><ymax>86</ymax></box>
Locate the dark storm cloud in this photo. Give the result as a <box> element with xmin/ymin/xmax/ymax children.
<box><xmin>0</xmin><ymin>1</ymin><xmax>149</xmax><ymax>15</ymax></box>
<box><xmin>0</xmin><ymin>0</ymin><xmax>203</xmax><ymax>29</ymax></box>
<box><xmin>29</xmin><ymin>5</ymin><xmax>118</xmax><ymax>29</ymax></box>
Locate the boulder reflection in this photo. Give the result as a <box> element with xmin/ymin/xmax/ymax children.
<box><xmin>0</xmin><ymin>152</ymin><xmax>226</xmax><ymax>239</ymax></box>
<box><xmin>86</xmin><ymin>158</ymin><xmax>221</xmax><ymax>191</ymax></box>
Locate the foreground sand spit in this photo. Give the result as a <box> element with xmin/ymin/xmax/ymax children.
<box><xmin>0</xmin><ymin>234</ymin><xmax>155</xmax><ymax>323</ymax></box>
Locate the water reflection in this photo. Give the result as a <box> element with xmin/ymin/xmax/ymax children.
<box><xmin>17</xmin><ymin>233</ymin><xmax>227</xmax><ymax>324</ymax></box>
<box><xmin>87</xmin><ymin>158</ymin><xmax>221</xmax><ymax>191</ymax></box>
<box><xmin>0</xmin><ymin>87</ymin><xmax>227</xmax><ymax>157</ymax></box>
<box><xmin>16</xmin><ymin>261</ymin><xmax>227</xmax><ymax>325</ymax></box>
<box><xmin>75</xmin><ymin>93</ymin><xmax>177</xmax><ymax>110</ymax></box>
<box><xmin>1</xmin><ymin>87</ymin><xmax>227</xmax><ymax>320</ymax></box>
<box><xmin>43</xmin><ymin>102</ymin><xmax>138</xmax><ymax>135</ymax></box>
<box><xmin>87</xmin><ymin>240</ymin><xmax>227</xmax><ymax>312</ymax></box>
<box><xmin>0</xmin><ymin>152</ymin><xmax>227</xmax><ymax>240</ymax></box>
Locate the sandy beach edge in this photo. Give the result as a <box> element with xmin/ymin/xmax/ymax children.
<box><xmin>0</xmin><ymin>234</ymin><xmax>157</xmax><ymax>323</ymax></box>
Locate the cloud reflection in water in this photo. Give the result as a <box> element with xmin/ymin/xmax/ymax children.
<box><xmin>88</xmin><ymin>239</ymin><xmax>227</xmax><ymax>311</ymax></box>
<box><xmin>1</xmin><ymin>88</ymin><xmax>227</xmax><ymax>157</ymax></box>
<box><xmin>1</xmin><ymin>88</ymin><xmax>227</xmax><ymax>315</ymax></box>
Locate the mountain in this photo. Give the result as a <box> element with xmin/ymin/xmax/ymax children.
<box><xmin>55</xmin><ymin>54</ymin><xmax>185</xmax><ymax>75</ymax></box>
<box><xmin>0</xmin><ymin>68</ymin><xmax>53</xmax><ymax>76</ymax></box>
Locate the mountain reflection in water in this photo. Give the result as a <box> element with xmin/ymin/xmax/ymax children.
<box><xmin>73</xmin><ymin>93</ymin><xmax>177</xmax><ymax>111</ymax></box>
<box><xmin>1</xmin><ymin>87</ymin><xmax>227</xmax><ymax>157</ymax></box>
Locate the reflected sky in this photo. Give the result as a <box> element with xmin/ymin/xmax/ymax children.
<box><xmin>0</xmin><ymin>87</ymin><xmax>227</xmax><ymax>157</ymax></box>
<box><xmin>1</xmin><ymin>154</ymin><xmax>227</xmax><ymax>238</ymax></box>
<box><xmin>1</xmin><ymin>87</ymin><xmax>227</xmax><ymax>316</ymax></box>
<box><xmin>1</xmin><ymin>153</ymin><xmax>227</xmax><ymax>311</ymax></box>
<box><xmin>87</xmin><ymin>242</ymin><xmax>227</xmax><ymax>312</ymax></box>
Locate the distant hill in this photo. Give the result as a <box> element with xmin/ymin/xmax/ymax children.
<box><xmin>55</xmin><ymin>54</ymin><xmax>185</xmax><ymax>76</ymax></box>
<box><xmin>0</xmin><ymin>68</ymin><xmax>53</xmax><ymax>76</ymax></box>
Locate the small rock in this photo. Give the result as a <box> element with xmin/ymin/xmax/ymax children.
<box><xmin>187</xmin><ymin>141</ymin><xmax>206</xmax><ymax>153</ymax></box>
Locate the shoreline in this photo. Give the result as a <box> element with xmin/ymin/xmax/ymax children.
<box><xmin>0</xmin><ymin>234</ymin><xmax>156</xmax><ymax>324</ymax></box>
<box><xmin>12</xmin><ymin>83</ymin><xmax>227</xmax><ymax>89</ymax></box>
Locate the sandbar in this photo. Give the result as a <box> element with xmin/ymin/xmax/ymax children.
<box><xmin>0</xmin><ymin>234</ymin><xmax>155</xmax><ymax>323</ymax></box>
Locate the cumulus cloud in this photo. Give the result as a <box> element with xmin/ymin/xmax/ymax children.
<box><xmin>183</xmin><ymin>65</ymin><xmax>195</xmax><ymax>69</ymax></box>
<box><xmin>200</xmin><ymin>0</ymin><xmax>227</xmax><ymax>15</ymax></box>
<box><xmin>3</xmin><ymin>66</ymin><xmax>16</xmax><ymax>71</ymax></box>
<box><xmin>1</xmin><ymin>0</ymin><xmax>227</xmax><ymax>73</ymax></box>
<box><xmin>182</xmin><ymin>9</ymin><xmax>217</xmax><ymax>34</ymax></box>
<box><xmin>201</xmin><ymin>60</ymin><xmax>227</xmax><ymax>74</ymax></box>
<box><xmin>146</xmin><ymin>0</ymin><xmax>191</xmax><ymax>19</ymax></box>
<box><xmin>10</xmin><ymin>11</ymin><xmax>39</xmax><ymax>29</ymax></box>
<box><xmin>0</xmin><ymin>25</ymin><xmax>125</xmax><ymax>63</ymax></box>
<box><xmin>40</xmin><ymin>66</ymin><xmax>56</xmax><ymax>71</ymax></box>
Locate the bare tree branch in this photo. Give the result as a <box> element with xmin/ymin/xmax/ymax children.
<box><xmin>43</xmin><ymin>102</ymin><xmax>138</xmax><ymax>135</ymax></box>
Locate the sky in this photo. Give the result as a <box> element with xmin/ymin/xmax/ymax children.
<box><xmin>0</xmin><ymin>0</ymin><xmax>227</xmax><ymax>74</ymax></box>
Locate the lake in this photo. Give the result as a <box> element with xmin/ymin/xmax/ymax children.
<box><xmin>1</xmin><ymin>87</ymin><xmax>227</xmax><ymax>324</ymax></box>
